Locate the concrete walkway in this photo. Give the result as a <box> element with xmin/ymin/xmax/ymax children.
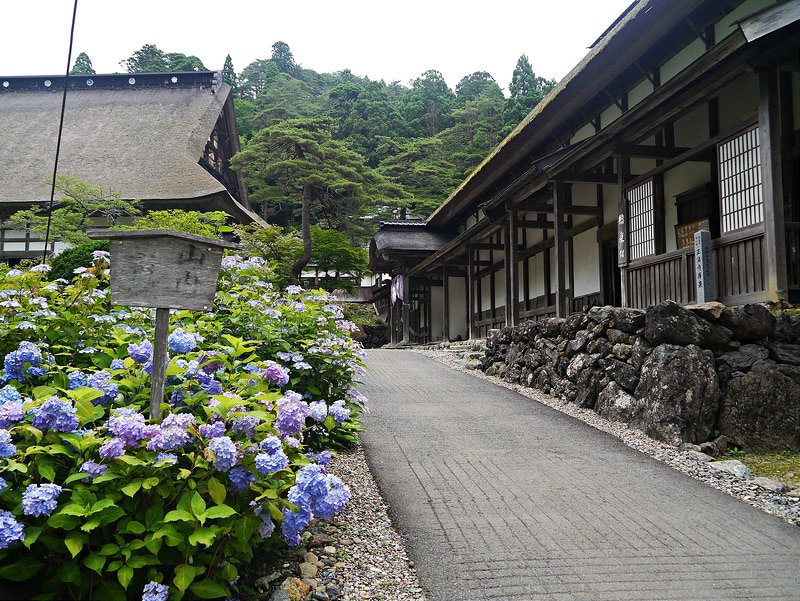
<box><xmin>357</xmin><ymin>349</ymin><xmax>800</xmax><ymax>601</ymax></box>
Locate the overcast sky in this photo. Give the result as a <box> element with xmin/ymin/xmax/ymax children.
<box><xmin>4</xmin><ymin>0</ymin><xmax>634</xmax><ymax>92</ymax></box>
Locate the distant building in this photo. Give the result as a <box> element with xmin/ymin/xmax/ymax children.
<box><xmin>0</xmin><ymin>70</ymin><xmax>262</xmax><ymax>261</ymax></box>
<box><xmin>369</xmin><ymin>0</ymin><xmax>800</xmax><ymax>344</ymax></box>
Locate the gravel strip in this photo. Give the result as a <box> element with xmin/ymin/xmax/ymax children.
<box><xmin>414</xmin><ymin>346</ymin><xmax>800</xmax><ymax>527</ymax></box>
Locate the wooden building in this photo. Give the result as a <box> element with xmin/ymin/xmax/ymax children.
<box><xmin>369</xmin><ymin>0</ymin><xmax>800</xmax><ymax>343</ymax></box>
<box><xmin>0</xmin><ymin>70</ymin><xmax>261</xmax><ymax>260</ymax></box>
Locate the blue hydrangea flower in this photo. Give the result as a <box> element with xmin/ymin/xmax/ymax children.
<box><xmin>207</xmin><ymin>436</ymin><xmax>238</xmax><ymax>472</ymax></box>
<box><xmin>141</xmin><ymin>581</ymin><xmax>169</xmax><ymax>601</ymax></box>
<box><xmin>86</xmin><ymin>370</ymin><xmax>118</xmax><ymax>404</ymax></box>
<box><xmin>263</xmin><ymin>360</ymin><xmax>290</xmax><ymax>387</ymax></box>
<box><xmin>21</xmin><ymin>483</ymin><xmax>62</xmax><ymax>517</ymax></box>
<box><xmin>0</xmin><ymin>510</ymin><xmax>24</xmax><ymax>549</ymax></box>
<box><xmin>128</xmin><ymin>340</ymin><xmax>153</xmax><ymax>364</ymax></box>
<box><xmin>285</xmin><ymin>285</ymin><xmax>303</xmax><ymax>295</ymax></box>
<box><xmin>25</xmin><ymin>366</ymin><xmax>47</xmax><ymax>378</ymax></box>
<box><xmin>79</xmin><ymin>460</ymin><xmax>107</xmax><ymax>482</ymax></box>
<box><xmin>67</xmin><ymin>370</ymin><xmax>88</xmax><ymax>390</ymax></box>
<box><xmin>109</xmin><ymin>358</ymin><xmax>125</xmax><ymax>370</ymax></box>
<box><xmin>312</xmin><ymin>450</ymin><xmax>332</xmax><ymax>466</ymax></box>
<box><xmin>281</xmin><ymin>504</ymin><xmax>312</xmax><ymax>547</ymax></box>
<box><xmin>153</xmin><ymin>452</ymin><xmax>178</xmax><ymax>466</ymax></box>
<box><xmin>308</xmin><ymin>401</ymin><xmax>328</xmax><ymax>423</ymax></box>
<box><xmin>228</xmin><ymin>466</ymin><xmax>256</xmax><ymax>493</ymax></box>
<box><xmin>0</xmin><ymin>477</ymin><xmax>6</xmax><ymax>494</ymax></box>
<box><xmin>0</xmin><ymin>430</ymin><xmax>15</xmax><ymax>458</ymax></box>
<box><xmin>15</xmin><ymin>341</ymin><xmax>42</xmax><ymax>365</ymax></box>
<box><xmin>0</xmin><ymin>386</ymin><xmax>21</xmax><ymax>404</ymax></box>
<box><xmin>199</xmin><ymin>421</ymin><xmax>226</xmax><ymax>439</ymax></box>
<box><xmin>167</xmin><ymin>328</ymin><xmax>197</xmax><ymax>354</ymax></box>
<box><xmin>275</xmin><ymin>396</ymin><xmax>309</xmax><ymax>439</ymax></box>
<box><xmin>30</xmin><ymin>396</ymin><xmax>78</xmax><ymax>432</ymax></box>
<box><xmin>259</xmin><ymin>514</ymin><xmax>275</xmax><ymax>539</ymax></box>
<box><xmin>311</xmin><ymin>474</ymin><xmax>351</xmax><ymax>520</ymax></box>
<box><xmin>254</xmin><ymin>435</ymin><xmax>289</xmax><ymax>475</ymax></box>
<box><xmin>294</xmin><ymin>463</ymin><xmax>328</xmax><ymax>501</ymax></box>
<box><xmin>329</xmin><ymin>400</ymin><xmax>351</xmax><ymax>425</ymax></box>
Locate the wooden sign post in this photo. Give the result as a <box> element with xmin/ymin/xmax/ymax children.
<box><xmin>89</xmin><ymin>230</ymin><xmax>239</xmax><ymax>420</ymax></box>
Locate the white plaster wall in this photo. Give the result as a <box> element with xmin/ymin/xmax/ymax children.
<box><xmin>628</xmin><ymin>77</ymin><xmax>653</xmax><ymax>110</ymax></box>
<box><xmin>447</xmin><ymin>275</ymin><xmax>467</xmax><ymax>340</ymax></box>
<box><xmin>661</xmin><ymin>38</ymin><xmax>706</xmax><ymax>85</ymax></box>
<box><xmin>572</xmin><ymin>229</ymin><xmax>600</xmax><ymax>297</ymax></box>
<box><xmin>430</xmin><ymin>284</ymin><xmax>444</xmax><ymax>341</ymax></box>
<box><xmin>718</xmin><ymin>73</ymin><xmax>759</xmax><ymax>132</ymax></box>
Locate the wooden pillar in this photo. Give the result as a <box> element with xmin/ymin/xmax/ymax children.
<box><xmin>442</xmin><ymin>267</ymin><xmax>450</xmax><ymax>342</ymax></box>
<box><xmin>616</xmin><ymin>154</ymin><xmax>630</xmax><ymax>307</ymax></box>
<box><xmin>553</xmin><ymin>181</ymin><xmax>567</xmax><ymax>317</ymax></box>
<box><xmin>401</xmin><ymin>270</ymin><xmax>410</xmax><ymax>343</ymax></box>
<box><xmin>467</xmin><ymin>247</ymin><xmax>476</xmax><ymax>339</ymax></box>
<box><xmin>505</xmin><ymin>209</ymin><xmax>520</xmax><ymax>327</ymax></box>
<box><xmin>759</xmin><ymin>66</ymin><xmax>788</xmax><ymax>301</ymax></box>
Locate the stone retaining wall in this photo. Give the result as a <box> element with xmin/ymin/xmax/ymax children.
<box><xmin>482</xmin><ymin>301</ymin><xmax>800</xmax><ymax>452</ymax></box>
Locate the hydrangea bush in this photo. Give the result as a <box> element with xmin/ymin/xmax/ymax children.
<box><xmin>0</xmin><ymin>253</ymin><xmax>367</xmax><ymax>600</ymax></box>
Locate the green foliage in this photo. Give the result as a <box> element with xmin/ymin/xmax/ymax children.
<box><xmin>120</xmin><ymin>44</ymin><xmax>206</xmax><ymax>73</ymax></box>
<box><xmin>309</xmin><ymin>226</ymin><xmax>369</xmax><ymax>291</ymax></box>
<box><xmin>8</xmin><ymin>175</ymin><xmax>141</xmax><ymax>246</ymax></box>
<box><xmin>0</xmin><ymin>256</ymin><xmax>366</xmax><ymax>600</ymax></box>
<box><xmin>124</xmin><ymin>210</ymin><xmax>232</xmax><ymax>238</ymax></box>
<box><xmin>233</xmin><ymin>223</ymin><xmax>303</xmax><ymax>288</ymax></box>
<box><xmin>49</xmin><ymin>240</ymin><xmax>110</xmax><ymax>282</ymax></box>
<box><xmin>70</xmin><ymin>52</ymin><xmax>95</xmax><ymax>75</ymax></box>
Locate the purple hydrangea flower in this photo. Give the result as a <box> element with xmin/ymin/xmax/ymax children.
<box><xmin>21</xmin><ymin>483</ymin><xmax>62</xmax><ymax>517</ymax></box>
<box><xmin>294</xmin><ymin>463</ymin><xmax>328</xmax><ymax>500</ymax></box>
<box><xmin>231</xmin><ymin>415</ymin><xmax>260</xmax><ymax>438</ymax></box>
<box><xmin>0</xmin><ymin>510</ymin><xmax>25</xmax><ymax>549</ymax></box>
<box><xmin>79</xmin><ymin>460</ymin><xmax>107</xmax><ymax>482</ymax></box>
<box><xmin>141</xmin><ymin>581</ymin><xmax>169</xmax><ymax>601</ymax></box>
<box><xmin>258</xmin><ymin>514</ymin><xmax>275</xmax><ymax>538</ymax></box>
<box><xmin>99</xmin><ymin>437</ymin><xmax>126</xmax><ymax>460</ymax></box>
<box><xmin>86</xmin><ymin>370</ymin><xmax>119</xmax><ymax>405</ymax></box>
<box><xmin>329</xmin><ymin>400</ymin><xmax>351</xmax><ymax>425</ymax></box>
<box><xmin>263</xmin><ymin>360</ymin><xmax>290</xmax><ymax>387</ymax></box>
<box><xmin>0</xmin><ymin>430</ymin><xmax>15</xmax><ymax>458</ymax></box>
<box><xmin>199</xmin><ymin>421</ymin><xmax>226</xmax><ymax>439</ymax></box>
<box><xmin>275</xmin><ymin>396</ymin><xmax>309</xmax><ymax>439</ymax></box>
<box><xmin>312</xmin><ymin>450</ymin><xmax>332</xmax><ymax>466</ymax></box>
<box><xmin>228</xmin><ymin>466</ymin><xmax>256</xmax><ymax>493</ymax></box>
<box><xmin>0</xmin><ymin>399</ymin><xmax>24</xmax><ymax>429</ymax></box>
<box><xmin>207</xmin><ymin>436</ymin><xmax>238</xmax><ymax>472</ymax></box>
<box><xmin>308</xmin><ymin>401</ymin><xmax>328</xmax><ymax>423</ymax></box>
<box><xmin>128</xmin><ymin>340</ymin><xmax>153</xmax><ymax>364</ymax></box>
<box><xmin>167</xmin><ymin>328</ymin><xmax>197</xmax><ymax>354</ymax></box>
<box><xmin>146</xmin><ymin>414</ymin><xmax>195</xmax><ymax>451</ymax></box>
<box><xmin>30</xmin><ymin>396</ymin><xmax>78</xmax><ymax>432</ymax></box>
<box><xmin>107</xmin><ymin>407</ymin><xmax>149</xmax><ymax>447</ymax></box>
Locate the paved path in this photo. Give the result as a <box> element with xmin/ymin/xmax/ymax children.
<box><xmin>357</xmin><ymin>349</ymin><xmax>800</xmax><ymax>601</ymax></box>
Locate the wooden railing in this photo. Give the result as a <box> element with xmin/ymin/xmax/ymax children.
<box><xmin>626</xmin><ymin>225</ymin><xmax>765</xmax><ymax>308</ymax></box>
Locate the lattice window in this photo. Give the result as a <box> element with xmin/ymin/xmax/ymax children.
<box><xmin>627</xmin><ymin>179</ymin><xmax>655</xmax><ymax>260</ymax></box>
<box><xmin>719</xmin><ymin>127</ymin><xmax>762</xmax><ymax>234</ymax></box>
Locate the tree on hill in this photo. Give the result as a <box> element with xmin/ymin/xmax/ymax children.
<box><xmin>400</xmin><ymin>70</ymin><xmax>455</xmax><ymax>138</ymax></box>
<box><xmin>231</xmin><ymin>117</ymin><xmax>397</xmax><ymax>279</ymax></box>
<box><xmin>501</xmin><ymin>55</ymin><xmax>556</xmax><ymax>137</ymax></box>
<box><xmin>120</xmin><ymin>44</ymin><xmax>206</xmax><ymax>73</ymax></box>
<box><xmin>70</xmin><ymin>52</ymin><xmax>95</xmax><ymax>75</ymax></box>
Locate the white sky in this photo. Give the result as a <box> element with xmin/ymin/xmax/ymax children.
<box><xmin>3</xmin><ymin>0</ymin><xmax>634</xmax><ymax>92</ymax></box>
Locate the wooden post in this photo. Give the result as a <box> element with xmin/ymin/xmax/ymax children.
<box><xmin>506</xmin><ymin>209</ymin><xmax>519</xmax><ymax>327</ymax></box>
<box><xmin>401</xmin><ymin>270</ymin><xmax>410</xmax><ymax>344</ymax></box>
<box><xmin>150</xmin><ymin>308</ymin><xmax>170</xmax><ymax>421</ymax></box>
<box><xmin>554</xmin><ymin>181</ymin><xmax>567</xmax><ymax>317</ymax></box>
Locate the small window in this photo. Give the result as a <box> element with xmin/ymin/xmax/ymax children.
<box><xmin>627</xmin><ymin>179</ymin><xmax>655</xmax><ymax>260</ymax></box>
<box><xmin>719</xmin><ymin>127</ymin><xmax>762</xmax><ymax>233</ymax></box>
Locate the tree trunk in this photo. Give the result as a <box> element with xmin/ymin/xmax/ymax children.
<box><xmin>291</xmin><ymin>183</ymin><xmax>313</xmax><ymax>281</ymax></box>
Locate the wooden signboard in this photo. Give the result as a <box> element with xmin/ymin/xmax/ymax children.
<box><xmin>89</xmin><ymin>229</ymin><xmax>240</xmax><ymax>311</ymax></box>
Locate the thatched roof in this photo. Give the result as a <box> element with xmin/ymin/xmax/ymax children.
<box><xmin>0</xmin><ymin>72</ymin><xmax>260</xmax><ymax>224</ymax></box>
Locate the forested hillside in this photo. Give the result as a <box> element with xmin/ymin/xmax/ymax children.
<box><xmin>71</xmin><ymin>42</ymin><xmax>556</xmax><ymax>249</ymax></box>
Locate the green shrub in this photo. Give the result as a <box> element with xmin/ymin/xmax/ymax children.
<box><xmin>48</xmin><ymin>240</ymin><xmax>110</xmax><ymax>282</ymax></box>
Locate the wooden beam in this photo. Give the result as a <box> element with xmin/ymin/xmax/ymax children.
<box><xmin>557</xmin><ymin>172</ymin><xmax>619</xmax><ymax>184</ymax></box>
<box><xmin>613</xmin><ymin>143</ymin><xmax>691</xmax><ymax>158</ymax></box>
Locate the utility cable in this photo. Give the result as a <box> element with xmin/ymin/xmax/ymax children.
<box><xmin>41</xmin><ymin>0</ymin><xmax>79</xmax><ymax>263</ymax></box>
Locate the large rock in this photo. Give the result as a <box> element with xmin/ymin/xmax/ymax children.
<box><xmin>596</xmin><ymin>381</ymin><xmax>637</xmax><ymax>422</ymax></box>
<box><xmin>630</xmin><ymin>344</ymin><xmax>720</xmax><ymax>446</ymax></box>
<box><xmin>644</xmin><ymin>300</ymin><xmax>732</xmax><ymax>350</ymax></box>
<box><xmin>717</xmin><ymin>344</ymin><xmax>769</xmax><ymax>373</ymax></box>
<box><xmin>611</xmin><ymin>307</ymin><xmax>646</xmax><ymax>333</ymax></box>
<box><xmin>717</xmin><ymin>359</ymin><xmax>800</xmax><ymax>452</ymax></box>
<box><xmin>718</xmin><ymin>304</ymin><xmax>775</xmax><ymax>343</ymax></box>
